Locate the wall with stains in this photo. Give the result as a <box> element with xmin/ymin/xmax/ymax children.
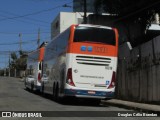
<box><xmin>117</xmin><ymin>36</ymin><xmax>160</xmax><ymax>102</ymax></box>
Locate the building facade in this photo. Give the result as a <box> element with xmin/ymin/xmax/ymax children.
<box><xmin>51</xmin><ymin>12</ymin><xmax>92</xmax><ymax>39</ymax></box>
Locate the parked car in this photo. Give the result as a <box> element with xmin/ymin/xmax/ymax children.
<box><xmin>26</xmin><ymin>75</ymin><xmax>35</xmax><ymax>82</ymax></box>
<box><xmin>25</xmin><ymin>75</ymin><xmax>35</xmax><ymax>90</ymax></box>
<box><xmin>41</xmin><ymin>74</ymin><xmax>48</xmax><ymax>83</ymax></box>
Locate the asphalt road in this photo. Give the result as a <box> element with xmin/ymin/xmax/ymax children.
<box><xmin>0</xmin><ymin>77</ymin><xmax>159</xmax><ymax>120</ymax></box>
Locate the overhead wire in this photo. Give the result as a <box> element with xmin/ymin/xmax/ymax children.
<box><xmin>0</xmin><ymin>39</ymin><xmax>37</xmax><ymax>45</ymax></box>
<box><xmin>0</xmin><ymin>1</ymin><xmax>72</xmax><ymax>35</ymax></box>
<box><xmin>0</xmin><ymin>1</ymin><xmax>72</xmax><ymax>21</ymax></box>
<box><xmin>0</xmin><ymin>31</ymin><xmax>50</xmax><ymax>35</ymax></box>
<box><xmin>0</xmin><ymin>13</ymin><xmax>49</xmax><ymax>28</ymax></box>
<box><xmin>0</xmin><ymin>1</ymin><xmax>73</xmax><ymax>68</ymax></box>
<box><xmin>0</xmin><ymin>9</ymin><xmax>50</xmax><ymax>24</ymax></box>
<box><xmin>0</xmin><ymin>50</ymin><xmax>35</xmax><ymax>53</ymax></box>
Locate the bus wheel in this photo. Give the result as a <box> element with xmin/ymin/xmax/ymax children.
<box><xmin>24</xmin><ymin>80</ymin><xmax>28</xmax><ymax>90</ymax></box>
<box><xmin>41</xmin><ymin>82</ymin><xmax>45</xmax><ymax>96</ymax></box>
<box><xmin>31</xmin><ymin>82</ymin><xmax>34</xmax><ymax>92</ymax></box>
<box><xmin>52</xmin><ymin>83</ymin><xmax>56</xmax><ymax>100</ymax></box>
<box><xmin>55</xmin><ymin>84</ymin><xmax>61</xmax><ymax>102</ymax></box>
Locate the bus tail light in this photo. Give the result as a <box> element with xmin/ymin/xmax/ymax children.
<box><xmin>66</xmin><ymin>68</ymin><xmax>75</xmax><ymax>86</ymax></box>
<box><xmin>38</xmin><ymin>73</ymin><xmax>41</xmax><ymax>82</ymax></box>
<box><xmin>108</xmin><ymin>71</ymin><xmax>116</xmax><ymax>89</ymax></box>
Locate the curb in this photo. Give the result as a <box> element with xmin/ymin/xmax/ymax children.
<box><xmin>102</xmin><ymin>99</ymin><xmax>160</xmax><ymax>114</ymax></box>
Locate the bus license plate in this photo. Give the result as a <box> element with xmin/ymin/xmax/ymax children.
<box><xmin>88</xmin><ymin>91</ymin><xmax>95</xmax><ymax>94</ymax></box>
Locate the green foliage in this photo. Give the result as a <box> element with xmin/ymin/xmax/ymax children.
<box><xmin>10</xmin><ymin>51</ymin><xmax>27</xmax><ymax>71</ymax></box>
<box><xmin>94</xmin><ymin>0</ymin><xmax>160</xmax><ymax>46</ymax></box>
<box><xmin>11</xmin><ymin>52</ymin><xmax>17</xmax><ymax>61</ymax></box>
<box><xmin>95</xmin><ymin>0</ymin><xmax>160</xmax><ymax>26</ymax></box>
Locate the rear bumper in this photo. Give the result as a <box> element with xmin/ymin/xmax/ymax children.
<box><xmin>64</xmin><ymin>89</ymin><xmax>114</xmax><ymax>99</ymax></box>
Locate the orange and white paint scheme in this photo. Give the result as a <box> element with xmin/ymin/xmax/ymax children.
<box><xmin>25</xmin><ymin>46</ymin><xmax>45</xmax><ymax>91</ymax></box>
<box><xmin>42</xmin><ymin>24</ymin><xmax>119</xmax><ymax>100</ymax></box>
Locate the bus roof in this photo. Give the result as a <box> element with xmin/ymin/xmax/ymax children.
<box><xmin>27</xmin><ymin>47</ymin><xmax>45</xmax><ymax>61</ymax></box>
<box><xmin>77</xmin><ymin>24</ymin><xmax>113</xmax><ymax>30</ymax></box>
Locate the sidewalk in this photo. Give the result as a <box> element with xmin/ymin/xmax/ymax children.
<box><xmin>102</xmin><ymin>99</ymin><xmax>160</xmax><ymax>113</ymax></box>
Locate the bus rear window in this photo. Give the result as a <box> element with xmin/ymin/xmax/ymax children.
<box><xmin>74</xmin><ymin>26</ymin><xmax>116</xmax><ymax>45</ymax></box>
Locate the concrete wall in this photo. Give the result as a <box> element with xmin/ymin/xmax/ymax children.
<box><xmin>51</xmin><ymin>12</ymin><xmax>93</xmax><ymax>39</ymax></box>
<box><xmin>117</xmin><ymin>36</ymin><xmax>160</xmax><ymax>102</ymax></box>
<box><xmin>60</xmin><ymin>12</ymin><xmax>77</xmax><ymax>33</ymax></box>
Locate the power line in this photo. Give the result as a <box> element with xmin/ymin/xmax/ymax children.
<box><xmin>0</xmin><ymin>38</ymin><xmax>48</xmax><ymax>50</ymax></box>
<box><xmin>0</xmin><ymin>61</ymin><xmax>8</xmax><ymax>63</ymax></box>
<box><xmin>0</xmin><ymin>9</ymin><xmax>50</xmax><ymax>24</ymax></box>
<box><xmin>0</xmin><ymin>13</ymin><xmax>49</xmax><ymax>28</ymax></box>
<box><xmin>0</xmin><ymin>1</ymin><xmax>72</xmax><ymax>21</ymax></box>
<box><xmin>0</xmin><ymin>31</ymin><xmax>50</xmax><ymax>35</ymax></box>
<box><xmin>27</xmin><ymin>0</ymin><xmax>70</xmax><ymax>3</ymax></box>
<box><xmin>0</xmin><ymin>39</ymin><xmax>37</xmax><ymax>45</ymax></box>
<box><xmin>0</xmin><ymin>50</ymin><xmax>35</xmax><ymax>53</ymax></box>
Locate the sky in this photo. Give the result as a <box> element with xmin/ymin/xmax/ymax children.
<box><xmin>0</xmin><ymin>0</ymin><xmax>73</xmax><ymax>68</ymax></box>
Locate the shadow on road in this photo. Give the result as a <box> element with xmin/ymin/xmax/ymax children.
<box><xmin>24</xmin><ymin>88</ymin><xmax>109</xmax><ymax>107</ymax></box>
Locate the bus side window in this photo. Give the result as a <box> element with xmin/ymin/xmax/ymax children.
<box><xmin>39</xmin><ymin>62</ymin><xmax>42</xmax><ymax>70</ymax></box>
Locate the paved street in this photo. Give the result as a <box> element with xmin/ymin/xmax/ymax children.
<box><xmin>0</xmin><ymin>77</ymin><xmax>159</xmax><ymax>120</ymax></box>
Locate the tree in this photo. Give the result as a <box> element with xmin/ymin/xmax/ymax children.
<box><xmin>10</xmin><ymin>52</ymin><xmax>17</xmax><ymax>68</ymax></box>
<box><xmin>95</xmin><ymin>0</ymin><xmax>160</xmax><ymax>24</ymax></box>
<box><xmin>10</xmin><ymin>52</ymin><xmax>27</xmax><ymax>77</ymax></box>
<box><xmin>16</xmin><ymin>54</ymin><xmax>27</xmax><ymax>70</ymax></box>
<box><xmin>11</xmin><ymin>52</ymin><xmax>17</xmax><ymax>61</ymax></box>
<box><xmin>94</xmin><ymin>0</ymin><xmax>160</xmax><ymax>46</ymax></box>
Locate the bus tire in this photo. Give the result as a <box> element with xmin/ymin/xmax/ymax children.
<box><xmin>55</xmin><ymin>83</ymin><xmax>61</xmax><ymax>102</ymax></box>
<box><xmin>24</xmin><ymin>80</ymin><xmax>28</xmax><ymax>90</ymax></box>
<box><xmin>52</xmin><ymin>83</ymin><xmax>56</xmax><ymax>100</ymax></box>
<box><xmin>55</xmin><ymin>83</ymin><xmax>58</xmax><ymax>101</ymax></box>
<box><xmin>41</xmin><ymin>82</ymin><xmax>45</xmax><ymax>96</ymax></box>
<box><xmin>31</xmin><ymin>82</ymin><xmax>34</xmax><ymax>92</ymax></box>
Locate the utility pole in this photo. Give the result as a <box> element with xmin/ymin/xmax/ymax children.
<box><xmin>4</xmin><ymin>68</ymin><xmax>6</xmax><ymax>76</ymax></box>
<box><xmin>8</xmin><ymin>52</ymin><xmax>10</xmax><ymax>77</ymax></box>
<box><xmin>83</xmin><ymin>0</ymin><xmax>87</xmax><ymax>24</ymax></box>
<box><xmin>4</xmin><ymin>61</ymin><xmax>6</xmax><ymax>76</ymax></box>
<box><xmin>19</xmin><ymin>33</ymin><xmax>22</xmax><ymax>51</ymax></box>
<box><xmin>37</xmin><ymin>28</ymin><xmax>40</xmax><ymax>48</ymax></box>
<box><xmin>15</xmin><ymin>68</ymin><xmax>16</xmax><ymax>77</ymax></box>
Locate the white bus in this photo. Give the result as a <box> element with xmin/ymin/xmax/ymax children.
<box><xmin>42</xmin><ymin>24</ymin><xmax>119</xmax><ymax>101</ymax></box>
<box><xmin>25</xmin><ymin>46</ymin><xmax>45</xmax><ymax>91</ymax></box>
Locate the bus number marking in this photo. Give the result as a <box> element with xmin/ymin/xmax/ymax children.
<box><xmin>105</xmin><ymin>66</ymin><xmax>112</xmax><ymax>70</ymax></box>
<box><xmin>94</xmin><ymin>47</ymin><xmax>107</xmax><ymax>53</ymax></box>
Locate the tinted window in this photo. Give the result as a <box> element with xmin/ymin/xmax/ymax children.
<box><xmin>74</xmin><ymin>26</ymin><xmax>116</xmax><ymax>45</ymax></box>
<box><xmin>39</xmin><ymin>62</ymin><xmax>42</xmax><ymax>70</ymax></box>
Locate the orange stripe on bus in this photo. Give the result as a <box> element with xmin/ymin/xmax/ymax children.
<box><xmin>38</xmin><ymin>47</ymin><xmax>45</xmax><ymax>61</ymax></box>
<box><xmin>67</xmin><ymin>43</ymin><xmax>117</xmax><ymax>57</ymax></box>
<box><xmin>67</xmin><ymin>25</ymin><xmax>119</xmax><ymax>57</ymax></box>
<box><xmin>113</xmin><ymin>28</ymin><xmax>119</xmax><ymax>56</ymax></box>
